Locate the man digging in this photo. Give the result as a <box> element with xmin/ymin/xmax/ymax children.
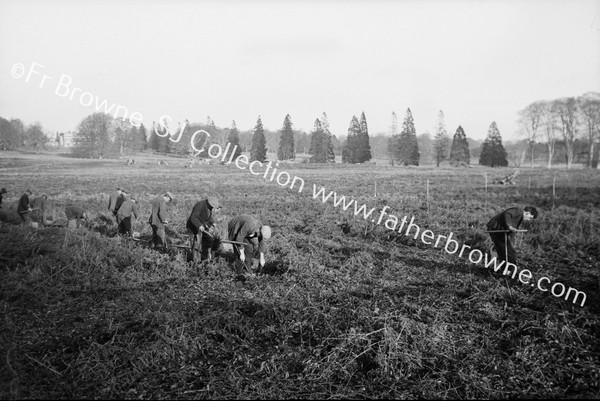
<box><xmin>227</xmin><ymin>214</ymin><xmax>271</xmax><ymax>275</ymax></box>
<box><xmin>186</xmin><ymin>197</ymin><xmax>221</xmax><ymax>262</ymax></box>
<box><xmin>487</xmin><ymin>206</ymin><xmax>538</xmax><ymax>265</ymax></box>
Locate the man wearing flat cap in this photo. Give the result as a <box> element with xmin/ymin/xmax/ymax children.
<box><xmin>17</xmin><ymin>189</ymin><xmax>34</xmax><ymax>226</ymax></box>
<box><xmin>186</xmin><ymin>196</ymin><xmax>222</xmax><ymax>262</ymax></box>
<box><xmin>227</xmin><ymin>214</ymin><xmax>271</xmax><ymax>274</ymax></box>
<box><xmin>487</xmin><ymin>205</ymin><xmax>538</xmax><ymax>264</ymax></box>
<box><xmin>108</xmin><ymin>187</ymin><xmax>128</xmax><ymax>222</ymax></box>
<box><xmin>31</xmin><ymin>194</ymin><xmax>48</xmax><ymax>227</ymax></box>
<box><xmin>149</xmin><ymin>192</ymin><xmax>173</xmax><ymax>250</ymax></box>
<box><xmin>117</xmin><ymin>197</ymin><xmax>140</xmax><ymax>237</ymax></box>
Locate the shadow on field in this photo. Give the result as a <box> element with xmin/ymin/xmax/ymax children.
<box><xmin>402</xmin><ymin>254</ymin><xmax>507</xmax><ymax>283</ymax></box>
<box><xmin>0</xmin><ymin>206</ymin><xmax>22</xmax><ymax>225</ymax></box>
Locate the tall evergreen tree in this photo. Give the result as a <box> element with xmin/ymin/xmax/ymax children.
<box><xmin>250</xmin><ymin>116</ymin><xmax>267</xmax><ymax>162</ymax></box>
<box><xmin>479</xmin><ymin>121</ymin><xmax>508</xmax><ymax>167</ymax></box>
<box><xmin>342</xmin><ymin>115</ymin><xmax>361</xmax><ymax>163</ymax></box>
<box><xmin>150</xmin><ymin>121</ymin><xmax>161</xmax><ymax>151</ymax></box>
<box><xmin>227</xmin><ymin>120</ymin><xmax>243</xmax><ymax>160</ymax></box>
<box><xmin>319</xmin><ymin>112</ymin><xmax>335</xmax><ymax>163</ymax></box>
<box><xmin>395</xmin><ymin>108</ymin><xmax>419</xmax><ymax>166</ymax></box>
<box><xmin>138</xmin><ymin>124</ymin><xmax>148</xmax><ymax>151</ymax></box>
<box><xmin>433</xmin><ymin>110</ymin><xmax>451</xmax><ymax>167</ymax></box>
<box><xmin>128</xmin><ymin>125</ymin><xmax>139</xmax><ymax>153</ymax></box>
<box><xmin>277</xmin><ymin>114</ymin><xmax>295</xmax><ymax>160</ymax></box>
<box><xmin>357</xmin><ymin>111</ymin><xmax>372</xmax><ymax>162</ymax></box>
<box><xmin>128</xmin><ymin>123</ymin><xmax>149</xmax><ymax>153</ymax></box>
<box><xmin>449</xmin><ymin>125</ymin><xmax>470</xmax><ymax>166</ymax></box>
<box><xmin>157</xmin><ymin>123</ymin><xmax>170</xmax><ymax>154</ymax></box>
<box><xmin>309</xmin><ymin>119</ymin><xmax>333</xmax><ymax>163</ymax></box>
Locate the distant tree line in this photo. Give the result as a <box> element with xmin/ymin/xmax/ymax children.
<box><xmin>0</xmin><ymin>117</ymin><xmax>49</xmax><ymax>150</ymax></box>
<box><xmin>5</xmin><ymin>91</ymin><xmax>597</xmax><ymax>169</ymax></box>
<box><xmin>72</xmin><ymin>113</ymin><xmax>148</xmax><ymax>158</ymax></box>
<box><xmin>518</xmin><ymin>92</ymin><xmax>600</xmax><ymax>169</ymax></box>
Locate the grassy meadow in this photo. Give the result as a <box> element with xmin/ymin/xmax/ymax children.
<box><xmin>1</xmin><ymin>150</ymin><xmax>599</xmax><ymax>399</ymax></box>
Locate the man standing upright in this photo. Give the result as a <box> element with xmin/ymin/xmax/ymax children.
<box><xmin>227</xmin><ymin>214</ymin><xmax>271</xmax><ymax>274</ymax></box>
<box><xmin>186</xmin><ymin>197</ymin><xmax>222</xmax><ymax>262</ymax></box>
<box><xmin>117</xmin><ymin>197</ymin><xmax>139</xmax><ymax>237</ymax></box>
<box><xmin>487</xmin><ymin>206</ymin><xmax>538</xmax><ymax>264</ymax></box>
<box><xmin>108</xmin><ymin>187</ymin><xmax>127</xmax><ymax>222</ymax></box>
<box><xmin>149</xmin><ymin>192</ymin><xmax>173</xmax><ymax>250</ymax></box>
<box><xmin>17</xmin><ymin>189</ymin><xmax>34</xmax><ymax>226</ymax></box>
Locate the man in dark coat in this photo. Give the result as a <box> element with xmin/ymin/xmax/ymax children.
<box><xmin>108</xmin><ymin>187</ymin><xmax>127</xmax><ymax>221</ymax></box>
<box><xmin>186</xmin><ymin>197</ymin><xmax>222</xmax><ymax>261</ymax></box>
<box><xmin>0</xmin><ymin>188</ymin><xmax>7</xmax><ymax>209</ymax></box>
<box><xmin>149</xmin><ymin>192</ymin><xmax>173</xmax><ymax>250</ymax></box>
<box><xmin>117</xmin><ymin>198</ymin><xmax>139</xmax><ymax>236</ymax></box>
<box><xmin>487</xmin><ymin>206</ymin><xmax>538</xmax><ymax>264</ymax></box>
<box><xmin>31</xmin><ymin>194</ymin><xmax>47</xmax><ymax>226</ymax></box>
<box><xmin>227</xmin><ymin>214</ymin><xmax>271</xmax><ymax>274</ymax></box>
<box><xmin>17</xmin><ymin>190</ymin><xmax>34</xmax><ymax>225</ymax></box>
<box><xmin>65</xmin><ymin>205</ymin><xmax>88</xmax><ymax>228</ymax></box>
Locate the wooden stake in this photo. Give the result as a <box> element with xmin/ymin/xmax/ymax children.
<box><xmin>552</xmin><ymin>176</ymin><xmax>556</xmax><ymax>208</ymax></box>
<box><xmin>484</xmin><ymin>172</ymin><xmax>488</xmax><ymax>210</ymax></box>
<box><xmin>504</xmin><ymin>232</ymin><xmax>508</xmax><ymax>265</ymax></box>
<box><xmin>426</xmin><ymin>179</ymin><xmax>430</xmax><ymax>215</ymax></box>
<box><xmin>374</xmin><ymin>181</ymin><xmax>377</xmax><ymax>197</ymax></box>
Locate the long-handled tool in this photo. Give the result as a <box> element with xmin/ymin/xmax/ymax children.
<box><xmin>19</xmin><ymin>208</ymin><xmax>40</xmax><ymax>214</ymax></box>
<box><xmin>222</xmin><ymin>239</ymin><xmax>246</xmax><ymax>246</ymax></box>
<box><xmin>485</xmin><ymin>230</ymin><xmax>527</xmax><ymax>263</ymax></box>
<box><xmin>172</xmin><ymin>239</ymin><xmax>246</xmax><ymax>248</ymax></box>
<box><xmin>485</xmin><ymin>230</ymin><xmax>527</xmax><ymax>233</ymax></box>
<box><xmin>199</xmin><ymin>226</ymin><xmax>247</xmax><ymax>246</ymax></box>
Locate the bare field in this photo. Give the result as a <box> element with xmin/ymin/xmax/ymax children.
<box><xmin>1</xmin><ymin>151</ymin><xmax>599</xmax><ymax>399</ymax></box>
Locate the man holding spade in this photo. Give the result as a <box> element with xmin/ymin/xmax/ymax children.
<box><xmin>227</xmin><ymin>214</ymin><xmax>271</xmax><ymax>274</ymax></box>
<box><xmin>17</xmin><ymin>189</ymin><xmax>34</xmax><ymax>226</ymax></box>
<box><xmin>186</xmin><ymin>197</ymin><xmax>221</xmax><ymax>262</ymax></box>
<box><xmin>487</xmin><ymin>206</ymin><xmax>538</xmax><ymax>264</ymax></box>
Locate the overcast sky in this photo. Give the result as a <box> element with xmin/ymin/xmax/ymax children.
<box><xmin>1</xmin><ymin>0</ymin><xmax>598</xmax><ymax>141</ymax></box>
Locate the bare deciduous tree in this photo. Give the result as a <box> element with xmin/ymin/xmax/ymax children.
<box><xmin>578</xmin><ymin>93</ymin><xmax>600</xmax><ymax>168</ymax></box>
<box><xmin>540</xmin><ymin>101</ymin><xmax>558</xmax><ymax>169</ymax></box>
<box><xmin>114</xmin><ymin>118</ymin><xmax>133</xmax><ymax>158</ymax></box>
<box><xmin>518</xmin><ymin>101</ymin><xmax>544</xmax><ymax>167</ymax></box>
<box><xmin>552</xmin><ymin>97</ymin><xmax>579</xmax><ymax>169</ymax></box>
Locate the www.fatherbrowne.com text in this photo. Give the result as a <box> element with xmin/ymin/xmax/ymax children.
<box><xmin>204</xmin><ymin>141</ymin><xmax>587</xmax><ymax>308</ymax></box>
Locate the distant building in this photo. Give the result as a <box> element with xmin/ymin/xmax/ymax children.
<box><xmin>58</xmin><ymin>131</ymin><xmax>75</xmax><ymax>147</ymax></box>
